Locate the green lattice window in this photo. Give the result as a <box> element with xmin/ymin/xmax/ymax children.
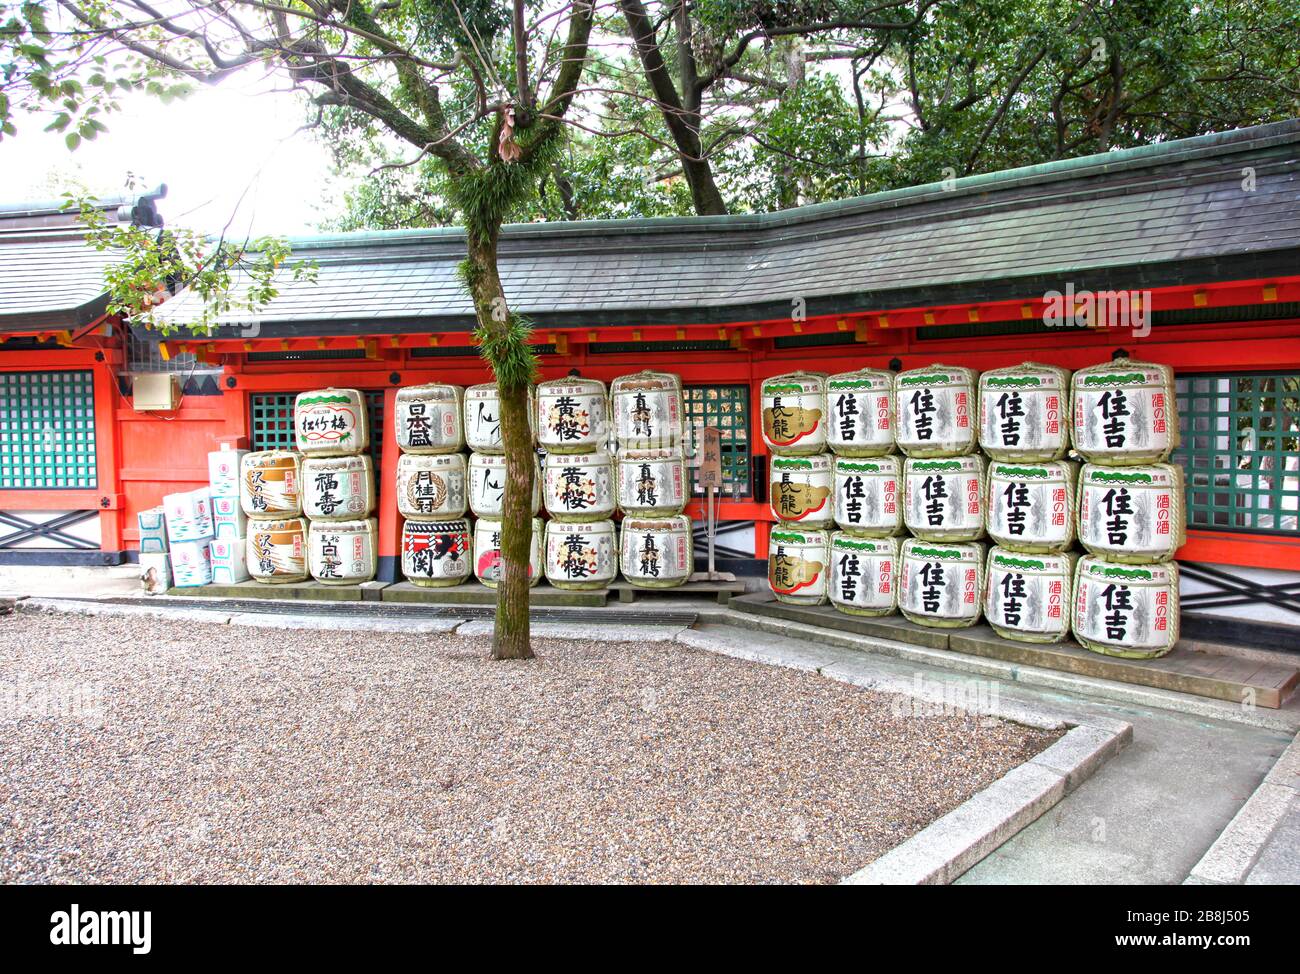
<box><xmin>684</xmin><ymin>384</ymin><xmax>751</xmax><ymax>497</ymax></box>
<box><xmin>250</xmin><ymin>391</ymin><xmax>385</xmax><ymax>483</ymax></box>
<box><xmin>0</xmin><ymin>370</ymin><xmax>97</xmax><ymax>489</ymax></box>
<box><xmin>1173</xmin><ymin>372</ymin><xmax>1300</xmax><ymax>535</ymax></box>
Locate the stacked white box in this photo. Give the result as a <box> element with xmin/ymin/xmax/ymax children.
<box><xmin>139</xmin><ymin>552</ymin><xmax>171</xmax><ymax>594</ymax></box>
<box><xmin>209</xmin><ymin>537</ymin><xmax>251</xmax><ymax>584</ymax></box>
<box><xmin>162</xmin><ymin>488</ymin><xmax>214</xmax><ymax>543</ymax></box>
<box><xmin>211</xmin><ymin>494</ymin><xmax>248</xmax><ymax>540</ymax></box>
<box><xmin>137</xmin><ymin>507</ymin><xmax>169</xmax><ymax>554</ymax></box>
<box><xmin>170</xmin><ymin>540</ymin><xmax>213</xmax><ymax>587</ymax></box>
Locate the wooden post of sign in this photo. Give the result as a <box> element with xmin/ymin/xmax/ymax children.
<box><xmin>691</xmin><ymin>426</ymin><xmax>735</xmax><ymax>582</ymax></box>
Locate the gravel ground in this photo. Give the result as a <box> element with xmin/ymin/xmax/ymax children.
<box><xmin>0</xmin><ymin>609</ymin><xmax>1058</xmax><ymax>884</ymax></box>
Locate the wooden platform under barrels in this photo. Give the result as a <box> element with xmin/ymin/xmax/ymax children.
<box><xmin>728</xmin><ymin>592</ymin><xmax>1300</xmax><ymax>709</ymax></box>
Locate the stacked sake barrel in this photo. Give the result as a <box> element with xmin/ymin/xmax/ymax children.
<box><xmin>895</xmin><ymin>366</ymin><xmax>987</xmax><ymax>628</ymax></box>
<box><xmin>979</xmin><ymin>363</ymin><xmax>1076</xmax><ymax>643</ymax></box>
<box><xmin>538</xmin><ymin>377</ymin><xmax>617</xmax><ymax>590</ymax></box>
<box><xmin>241</xmin><ymin>440</ymin><xmax>308</xmax><ymax>585</ymax></box>
<box><xmin>762</xmin><ymin>372</ymin><xmax>834</xmax><ymax>607</ymax></box>
<box><xmin>465</xmin><ymin>382</ymin><xmax>541</xmax><ymax>588</ymax></box>
<box><xmin>825</xmin><ymin>369</ymin><xmax>900</xmax><ymax>617</ymax></box>
<box><xmin>1070</xmin><ymin>359</ymin><xmax>1183</xmax><ymax>658</ymax></box>
<box><xmin>611</xmin><ymin>372</ymin><xmax>691</xmax><ymax>589</ymax></box>
<box><xmin>288</xmin><ymin>388</ymin><xmax>377</xmax><ymax>586</ymax></box>
<box><xmin>395</xmin><ymin>384</ymin><xmax>472</xmax><ymax>587</ymax></box>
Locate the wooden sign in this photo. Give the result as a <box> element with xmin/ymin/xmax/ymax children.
<box><xmin>698</xmin><ymin>427</ymin><xmax>723</xmax><ymax>491</ymax></box>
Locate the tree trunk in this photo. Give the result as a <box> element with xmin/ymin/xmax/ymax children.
<box><xmin>466</xmin><ymin>230</ymin><xmax>535</xmax><ymax>661</ymax></box>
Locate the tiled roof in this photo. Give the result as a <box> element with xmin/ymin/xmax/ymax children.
<box><xmin>0</xmin><ymin>188</ymin><xmax>165</xmax><ymax>331</ymax></box>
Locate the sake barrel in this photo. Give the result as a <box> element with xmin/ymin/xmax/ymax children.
<box><xmin>464</xmin><ymin>383</ymin><xmax>535</xmax><ymax>454</ymax></box>
<box><xmin>1071</xmin><ymin>358</ymin><xmax>1178</xmax><ymax>464</ymax></box>
<box><xmin>401</xmin><ymin>518</ymin><xmax>472</xmax><ymax>587</ymax></box>
<box><xmin>544</xmin><ymin>519</ymin><xmax>617</xmax><ymax>590</ymax></box>
<box><xmin>768</xmin><ymin>526</ymin><xmax>830</xmax><ymax>606</ymax></box>
<box><xmin>895</xmin><ymin>365</ymin><xmax>979</xmax><ymax>457</ymax></box>
<box><xmin>611</xmin><ymin>371</ymin><xmax>684</xmax><ymax>449</ymax></box>
<box><xmin>620</xmin><ymin>515</ymin><xmax>693</xmax><ymax>588</ymax></box>
<box><xmin>294</xmin><ymin>388</ymin><xmax>369</xmax><ymax>456</ymax></box>
<box><xmin>308</xmin><ymin>517</ymin><xmax>377</xmax><ymax>585</ymax></box>
<box><xmin>246</xmin><ymin>516</ymin><xmax>308</xmax><ymax>584</ymax></box>
<box><xmin>536</xmin><ymin>377</ymin><xmax>609</xmax><ymax>453</ymax></box>
<box><xmin>898</xmin><ymin>539</ymin><xmax>985</xmax><ymax>628</ymax></box>
<box><xmin>617</xmin><ymin>447</ymin><xmax>687</xmax><ymax>517</ymax></box>
<box><xmin>826</xmin><ymin>369</ymin><xmax>895</xmax><ymax>457</ymax></box>
<box><xmin>833</xmin><ymin>455</ymin><xmax>903</xmax><ymax>537</ymax></box>
<box><xmin>1077</xmin><ymin>463</ymin><xmax>1185</xmax><ymax>563</ymax></box>
<box><xmin>769</xmin><ymin>453</ymin><xmax>834</xmax><ymax>527</ymax></box>
<box><xmin>302</xmin><ymin>455</ymin><xmax>375</xmax><ymax>521</ymax></box>
<box><xmin>829</xmin><ymin>534</ymin><xmax>898</xmax><ymax>617</ymax></box>
<box><xmin>472</xmin><ymin>516</ymin><xmax>542</xmax><ymax>588</ymax></box>
<box><xmin>1073</xmin><ymin>556</ymin><xmax>1180</xmax><ymax>659</ymax></box>
<box><xmin>396</xmin><ymin>453</ymin><xmax>467</xmax><ymax>519</ymax></box>
<box><xmin>761</xmin><ymin>372</ymin><xmax>827</xmax><ymax>456</ymax></box>
<box><xmin>467</xmin><ymin>452</ymin><xmax>541</xmax><ymax>518</ymax></box>
<box><xmin>240</xmin><ymin>450</ymin><xmax>303</xmax><ymax>517</ymax></box>
<box><xmin>395</xmin><ymin>383</ymin><xmax>464</xmax><ymax>454</ymax></box>
<box><xmin>984</xmin><ymin>548</ymin><xmax>1074</xmax><ymax>643</ymax></box>
<box><xmin>903</xmin><ymin>455</ymin><xmax>986</xmax><ymax>542</ymax></box>
<box><xmin>986</xmin><ymin>460</ymin><xmax>1077</xmax><ymax>553</ymax></box>
<box><xmin>543</xmin><ymin>449</ymin><xmax>615</xmax><ymax>521</ymax></box>
<box><xmin>978</xmin><ymin>363</ymin><xmax>1072</xmax><ymax>461</ymax></box>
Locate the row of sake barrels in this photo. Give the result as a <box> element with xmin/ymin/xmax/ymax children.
<box><xmin>399</xmin><ymin>515</ymin><xmax>693</xmax><ymax>590</ymax></box>
<box><xmin>760</xmin><ymin>358</ymin><xmax>1177</xmax><ymax>464</ymax></box>
<box><xmin>389</xmin><ymin>372</ymin><xmax>687</xmax><ymax>455</ymax></box>
<box><xmin>769</xmin><ymin>530</ymin><xmax>1178</xmax><ymax>658</ymax></box>
<box><xmin>394</xmin><ymin>448</ymin><xmax>687</xmax><ymax>521</ymax></box>
<box><xmin>240</xmin><ymin>449</ymin><xmax>378</xmax><ymax>521</ymax></box>
<box><xmin>772</xmin><ymin>452</ymin><xmax>1185</xmax><ymax>562</ymax></box>
<box><xmin>244</xmin><ymin>516</ymin><xmax>377</xmax><ymax>585</ymax></box>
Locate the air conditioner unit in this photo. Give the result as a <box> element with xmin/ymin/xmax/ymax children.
<box><xmin>132</xmin><ymin>373</ymin><xmax>180</xmax><ymax>411</ymax></box>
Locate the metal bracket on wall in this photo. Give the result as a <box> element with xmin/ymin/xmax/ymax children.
<box><xmin>0</xmin><ymin>509</ymin><xmax>100</xmax><ymax>550</ymax></box>
<box><xmin>1179</xmin><ymin>561</ymin><xmax>1300</xmax><ymax>617</ymax></box>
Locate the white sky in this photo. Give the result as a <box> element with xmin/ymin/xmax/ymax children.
<box><xmin>2</xmin><ymin>72</ymin><xmax>338</xmax><ymax>237</ymax></box>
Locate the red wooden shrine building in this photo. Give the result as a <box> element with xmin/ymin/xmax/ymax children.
<box><xmin>2</xmin><ymin>120</ymin><xmax>1298</xmax><ymax>644</ymax></box>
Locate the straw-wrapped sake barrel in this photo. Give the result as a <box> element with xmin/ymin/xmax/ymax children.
<box><xmin>620</xmin><ymin>515</ymin><xmax>693</xmax><ymax>588</ymax></box>
<box><xmin>769</xmin><ymin>453</ymin><xmax>834</xmax><ymax>527</ymax></box>
<box><xmin>473</xmin><ymin>517</ymin><xmax>542</xmax><ymax>588</ymax></box>
<box><xmin>1071</xmin><ymin>358</ymin><xmax>1178</xmax><ymax>464</ymax></box>
<box><xmin>307</xmin><ymin>517</ymin><xmax>377</xmax><ymax>584</ymax></box>
<box><xmin>978</xmin><ymin>363</ymin><xmax>1072</xmax><ymax>461</ymax></box>
<box><xmin>768</xmin><ymin>526</ymin><xmax>830</xmax><ymax>605</ymax></box>
<box><xmin>1077</xmin><ymin>463</ymin><xmax>1185</xmax><ymax>563</ymax></box>
<box><xmin>395</xmin><ymin>383</ymin><xmax>465</xmax><ymax>454</ymax></box>
<box><xmin>246</xmin><ymin>516</ymin><xmax>308</xmax><ymax>584</ymax></box>
<box><xmin>984</xmin><ymin>547</ymin><xmax>1074</xmax><ymax>643</ymax></box>
<box><xmin>617</xmin><ymin>447</ymin><xmax>687</xmax><ymax>516</ymax></box>
<box><xmin>833</xmin><ymin>455</ymin><xmax>902</xmax><ymax>537</ymax></box>
<box><xmin>826</xmin><ymin>368</ymin><xmax>895</xmax><ymax>457</ymax></box>
<box><xmin>761</xmin><ymin>372</ymin><xmax>827</xmax><ymax>456</ymax></box>
<box><xmin>302</xmin><ymin>455</ymin><xmax>375</xmax><ymax>521</ymax></box>
<box><xmin>464</xmin><ymin>383</ymin><xmax>534</xmax><ymax>454</ymax></box>
<box><xmin>401</xmin><ymin>518</ymin><xmax>472</xmax><ymax>587</ymax></box>
<box><xmin>543</xmin><ymin>449</ymin><xmax>615</xmax><ymax>521</ymax></box>
<box><xmin>895</xmin><ymin>365</ymin><xmax>979</xmax><ymax>457</ymax></box>
<box><xmin>898</xmin><ymin>539</ymin><xmax>985</xmax><ymax>628</ymax></box>
<box><xmin>536</xmin><ymin>377</ymin><xmax>609</xmax><ymax>453</ymax></box>
<box><xmin>985</xmin><ymin>460</ymin><xmax>1077</xmax><ymax>553</ymax></box>
<box><xmin>294</xmin><ymin>388</ymin><xmax>369</xmax><ymax>457</ymax></box>
<box><xmin>241</xmin><ymin>450</ymin><xmax>303</xmax><ymax>517</ymax></box>
<box><xmin>829</xmin><ymin>534</ymin><xmax>898</xmax><ymax>617</ymax></box>
<box><xmin>903</xmin><ymin>455</ymin><xmax>986</xmax><ymax>542</ymax></box>
<box><xmin>467</xmin><ymin>452</ymin><xmax>541</xmax><ymax>518</ymax></box>
<box><xmin>1072</xmin><ymin>556</ymin><xmax>1179</xmax><ymax>659</ymax></box>
<box><xmin>611</xmin><ymin>371</ymin><xmax>684</xmax><ymax>449</ymax></box>
<box><xmin>544</xmin><ymin>519</ymin><xmax>617</xmax><ymax>590</ymax></box>
<box><xmin>396</xmin><ymin>453</ymin><xmax>467</xmax><ymax>519</ymax></box>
